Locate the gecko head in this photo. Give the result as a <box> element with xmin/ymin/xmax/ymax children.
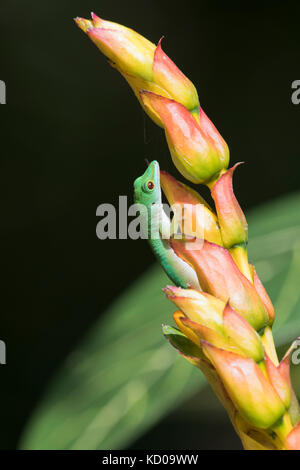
<box><xmin>133</xmin><ymin>160</ymin><xmax>161</xmax><ymax>206</ymax></box>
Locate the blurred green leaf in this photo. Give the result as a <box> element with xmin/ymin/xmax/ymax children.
<box><xmin>21</xmin><ymin>192</ymin><xmax>300</xmax><ymax>450</ymax></box>
<box><xmin>162</xmin><ymin>324</ymin><xmax>202</xmax><ymax>358</ymax></box>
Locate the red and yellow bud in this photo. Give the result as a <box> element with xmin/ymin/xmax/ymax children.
<box><xmin>160</xmin><ymin>170</ymin><xmax>222</xmax><ymax>245</ymax></box>
<box><xmin>202</xmin><ymin>342</ymin><xmax>286</xmax><ymax>429</ymax></box>
<box><xmin>222</xmin><ymin>303</ymin><xmax>264</xmax><ymax>363</ymax></box>
<box><xmin>170</xmin><ymin>238</ymin><xmax>269</xmax><ymax>331</ymax></box>
<box><xmin>211</xmin><ymin>164</ymin><xmax>248</xmax><ymax>248</ymax></box>
<box><xmin>168</xmin><ymin>289</ymin><xmax>263</xmax><ymax>361</ymax></box>
<box><xmin>141</xmin><ymin>92</ymin><xmax>228</xmax><ymax>184</ymax></box>
<box><xmin>86</xmin><ymin>25</ymin><xmax>155</xmax><ymax>82</ymax></box>
<box><xmin>163</xmin><ymin>286</ymin><xmax>224</xmax><ymax>333</ymax></box>
<box><xmin>75</xmin><ymin>13</ymin><xmax>199</xmax><ymax>123</ymax></box>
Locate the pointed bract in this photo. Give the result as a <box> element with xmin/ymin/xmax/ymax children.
<box><xmin>202</xmin><ymin>342</ymin><xmax>285</xmax><ymax>429</ymax></box>
<box><xmin>87</xmin><ymin>27</ymin><xmax>155</xmax><ymax>81</ymax></box>
<box><xmin>152</xmin><ymin>39</ymin><xmax>199</xmax><ymax>113</ymax></box>
<box><xmin>222</xmin><ymin>303</ymin><xmax>264</xmax><ymax>363</ymax></box>
<box><xmin>76</xmin><ymin>14</ymin><xmax>202</xmax><ymax>125</ymax></box>
<box><xmin>211</xmin><ymin>164</ymin><xmax>248</xmax><ymax>248</ymax></box>
<box><xmin>141</xmin><ymin>92</ymin><xmax>226</xmax><ymax>184</ymax></box>
<box><xmin>164</xmin><ymin>286</ymin><xmax>224</xmax><ymax>333</ymax></box>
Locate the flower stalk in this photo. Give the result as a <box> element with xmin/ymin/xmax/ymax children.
<box><xmin>76</xmin><ymin>13</ymin><xmax>300</xmax><ymax>450</ymax></box>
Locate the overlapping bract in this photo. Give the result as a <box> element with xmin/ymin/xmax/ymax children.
<box><xmin>141</xmin><ymin>92</ymin><xmax>229</xmax><ymax>184</ymax></box>
<box><xmin>161</xmin><ymin>173</ymin><xmax>298</xmax><ymax>448</ymax></box>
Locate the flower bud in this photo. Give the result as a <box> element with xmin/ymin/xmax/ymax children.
<box><xmin>87</xmin><ymin>24</ymin><xmax>155</xmax><ymax>82</ymax></box>
<box><xmin>170</xmin><ymin>238</ymin><xmax>269</xmax><ymax>331</ymax></box>
<box><xmin>75</xmin><ymin>14</ymin><xmax>200</xmax><ymax>124</ymax></box>
<box><xmin>141</xmin><ymin>92</ymin><xmax>228</xmax><ymax>184</ymax></box>
<box><xmin>211</xmin><ymin>163</ymin><xmax>248</xmax><ymax>248</ymax></box>
<box><xmin>202</xmin><ymin>342</ymin><xmax>286</xmax><ymax>429</ymax></box>
<box><xmin>163</xmin><ymin>285</ymin><xmax>225</xmax><ymax>333</ymax></box>
<box><xmin>222</xmin><ymin>303</ymin><xmax>264</xmax><ymax>363</ymax></box>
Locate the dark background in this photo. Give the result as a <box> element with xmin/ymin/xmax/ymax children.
<box><xmin>0</xmin><ymin>0</ymin><xmax>299</xmax><ymax>450</ymax></box>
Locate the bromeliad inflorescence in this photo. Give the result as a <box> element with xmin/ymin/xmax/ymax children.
<box><xmin>75</xmin><ymin>12</ymin><xmax>300</xmax><ymax>450</ymax></box>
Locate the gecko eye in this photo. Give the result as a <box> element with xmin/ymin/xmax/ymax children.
<box><xmin>147</xmin><ymin>181</ymin><xmax>155</xmax><ymax>190</ymax></box>
<box><xmin>142</xmin><ymin>179</ymin><xmax>155</xmax><ymax>193</ymax></box>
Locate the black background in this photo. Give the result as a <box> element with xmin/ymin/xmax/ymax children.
<box><xmin>0</xmin><ymin>0</ymin><xmax>299</xmax><ymax>449</ymax></box>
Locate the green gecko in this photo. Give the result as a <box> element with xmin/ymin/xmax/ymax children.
<box><xmin>133</xmin><ymin>160</ymin><xmax>200</xmax><ymax>289</ymax></box>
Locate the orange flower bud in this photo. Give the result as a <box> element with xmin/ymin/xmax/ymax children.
<box><xmin>222</xmin><ymin>303</ymin><xmax>264</xmax><ymax>363</ymax></box>
<box><xmin>202</xmin><ymin>342</ymin><xmax>285</xmax><ymax>429</ymax></box>
<box><xmin>141</xmin><ymin>92</ymin><xmax>228</xmax><ymax>184</ymax></box>
<box><xmin>163</xmin><ymin>285</ymin><xmax>224</xmax><ymax>333</ymax></box>
<box><xmin>87</xmin><ymin>25</ymin><xmax>155</xmax><ymax>82</ymax></box>
<box><xmin>170</xmin><ymin>238</ymin><xmax>269</xmax><ymax>331</ymax></box>
<box><xmin>75</xmin><ymin>14</ymin><xmax>199</xmax><ymax>123</ymax></box>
